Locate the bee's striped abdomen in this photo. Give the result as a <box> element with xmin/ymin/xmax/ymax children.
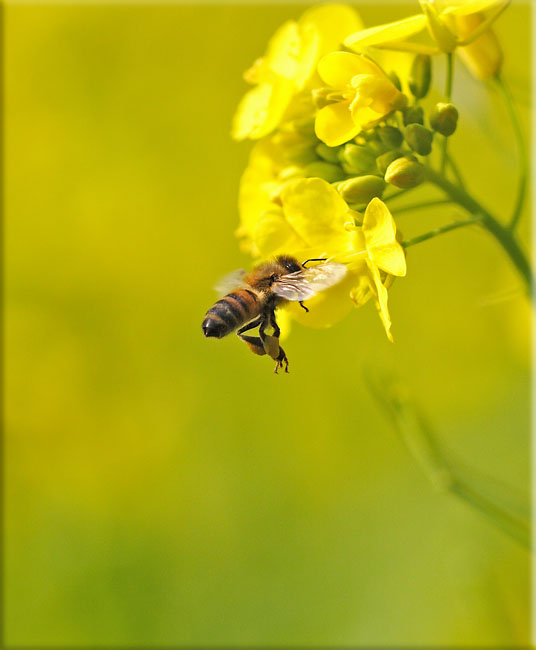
<box><xmin>202</xmin><ymin>289</ymin><xmax>259</xmax><ymax>339</ymax></box>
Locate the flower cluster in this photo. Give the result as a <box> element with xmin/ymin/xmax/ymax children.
<box><xmin>232</xmin><ymin>1</ymin><xmax>506</xmax><ymax>340</ymax></box>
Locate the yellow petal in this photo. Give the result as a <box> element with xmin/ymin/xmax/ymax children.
<box><xmin>318</xmin><ymin>52</ymin><xmax>382</xmax><ymax>88</ymax></box>
<box><xmin>315</xmin><ymin>100</ymin><xmax>361</xmax><ymax>147</ymax></box>
<box><xmin>231</xmin><ymin>79</ymin><xmax>294</xmax><ymax>140</ymax></box>
<box><xmin>442</xmin><ymin>0</ymin><xmax>505</xmax><ymax>16</ymax></box>
<box><xmin>253</xmin><ymin>208</ymin><xmax>306</xmax><ymax>257</ymax></box>
<box><xmin>284</xmin><ymin>271</ymin><xmax>356</xmax><ymax>327</ymax></box>
<box><xmin>367</xmin><ymin>260</ymin><xmax>394</xmax><ymax>342</ymax></box>
<box><xmin>344</xmin><ymin>14</ymin><xmax>427</xmax><ymax>49</ymax></box>
<box><xmin>363</xmin><ymin>198</ymin><xmax>407</xmax><ymax>277</ymax></box>
<box><xmin>350</xmin><ymin>103</ymin><xmax>384</xmax><ymax>130</ymax></box>
<box><xmin>266</xmin><ymin>20</ymin><xmax>319</xmax><ymax>89</ymax></box>
<box><xmin>280</xmin><ymin>178</ymin><xmax>351</xmax><ymax>249</ymax></box>
<box><xmin>350</xmin><ymin>265</ymin><xmax>373</xmax><ymax>307</ymax></box>
<box><xmin>455</xmin><ymin>13</ymin><xmax>502</xmax><ymax>79</ymax></box>
<box><xmin>300</xmin><ymin>4</ymin><xmax>364</xmax><ymax>54</ymax></box>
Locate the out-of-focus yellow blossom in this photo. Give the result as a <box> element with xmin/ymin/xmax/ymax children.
<box><xmin>314</xmin><ymin>52</ymin><xmax>407</xmax><ymax>147</ymax></box>
<box><xmin>232</xmin><ymin>4</ymin><xmax>363</xmax><ymax>141</ymax></box>
<box><xmin>242</xmin><ymin>177</ymin><xmax>406</xmax><ymax>339</ymax></box>
<box><xmin>455</xmin><ymin>12</ymin><xmax>503</xmax><ymax>79</ymax></box>
<box><xmin>344</xmin><ymin>0</ymin><xmax>507</xmax><ymax>61</ymax></box>
<box><xmin>237</xmin><ymin>129</ymin><xmax>327</xmax><ymax>256</ymax></box>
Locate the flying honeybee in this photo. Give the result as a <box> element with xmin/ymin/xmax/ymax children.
<box><xmin>202</xmin><ymin>255</ymin><xmax>347</xmax><ymax>373</ymax></box>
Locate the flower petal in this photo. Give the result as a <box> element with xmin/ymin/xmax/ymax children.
<box><xmin>253</xmin><ymin>208</ymin><xmax>306</xmax><ymax>257</ymax></box>
<box><xmin>367</xmin><ymin>260</ymin><xmax>394</xmax><ymax>342</ymax></box>
<box><xmin>231</xmin><ymin>79</ymin><xmax>295</xmax><ymax>140</ymax></box>
<box><xmin>344</xmin><ymin>14</ymin><xmax>427</xmax><ymax>49</ymax></box>
<box><xmin>280</xmin><ymin>178</ymin><xmax>351</xmax><ymax>249</ymax></box>
<box><xmin>442</xmin><ymin>0</ymin><xmax>505</xmax><ymax>16</ymax></box>
<box><xmin>266</xmin><ymin>20</ymin><xmax>319</xmax><ymax>89</ymax></box>
<box><xmin>300</xmin><ymin>4</ymin><xmax>364</xmax><ymax>53</ymax></box>
<box><xmin>318</xmin><ymin>51</ymin><xmax>382</xmax><ymax>88</ymax></box>
<box><xmin>363</xmin><ymin>198</ymin><xmax>407</xmax><ymax>277</ymax></box>
<box><xmin>315</xmin><ymin>100</ymin><xmax>361</xmax><ymax>147</ymax></box>
<box><xmin>455</xmin><ymin>13</ymin><xmax>503</xmax><ymax>79</ymax></box>
<box><xmin>284</xmin><ymin>271</ymin><xmax>356</xmax><ymax>327</ymax></box>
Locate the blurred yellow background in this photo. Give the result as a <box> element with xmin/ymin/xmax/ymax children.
<box><xmin>5</xmin><ymin>1</ymin><xmax>531</xmax><ymax>646</ymax></box>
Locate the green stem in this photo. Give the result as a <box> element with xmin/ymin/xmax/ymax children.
<box><xmin>403</xmin><ymin>216</ymin><xmax>481</xmax><ymax>248</ymax></box>
<box><xmin>426</xmin><ymin>167</ymin><xmax>533</xmax><ymax>295</ymax></box>
<box><xmin>495</xmin><ymin>74</ymin><xmax>528</xmax><ymax>231</ymax></box>
<box><xmin>446</xmin><ymin>153</ymin><xmax>466</xmax><ymax>191</ymax></box>
<box><xmin>393</xmin><ymin>198</ymin><xmax>452</xmax><ymax>216</ymax></box>
<box><xmin>440</xmin><ymin>52</ymin><xmax>454</xmax><ymax>175</ymax></box>
<box><xmin>383</xmin><ymin>186</ymin><xmax>418</xmax><ymax>202</ymax></box>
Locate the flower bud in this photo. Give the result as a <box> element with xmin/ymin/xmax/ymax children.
<box><xmin>338</xmin><ymin>144</ymin><xmax>376</xmax><ymax>174</ymax></box>
<box><xmin>303</xmin><ymin>161</ymin><xmax>345</xmax><ymax>183</ymax></box>
<box><xmin>291</xmin><ymin>117</ymin><xmax>316</xmax><ymax>136</ymax></box>
<box><xmin>409</xmin><ymin>54</ymin><xmax>432</xmax><ymax>99</ymax></box>
<box><xmin>377</xmin><ymin>126</ymin><xmax>404</xmax><ymax>150</ymax></box>
<box><xmin>316</xmin><ymin>143</ymin><xmax>340</xmax><ymax>164</ymax></box>
<box><xmin>367</xmin><ymin>140</ymin><xmax>389</xmax><ymax>156</ymax></box>
<box><xmin>335</xmin><ymin>175</ymin><xmax>386</xmax><ymax>204</ymax></box>
<box><xmin>273</xmin><ymin>132</ymin><xmax>317</xmax><ymax>165</ymax></box>
<box><xmin>404</xmin><ymin>123</ymin><xmax>434</xmax><ymax>156</ymax></box>
<box><xmin>430</xmin><ymin>102</ymin><xmax>458</xmax><ymax>136</ymax></box>
<box><xmin>384</xmin><ymin>156</ymin><xmax>425</xmax><ymax>188</ymax></box>
<box><xmin>403</xmin><ymin>105</ymin><xmax>424</xmax><ymax>126</ymax></box>
<box><xmin>376</xmin><ymin>150</ymin><xmax>403</xmax><ymax>175</ymax></box>
<box><xmin>390</xmin><ymin>92</ymin><xmax>408</xmax><ymax>111</ymax></box>
<box><xmin>387</xmin><ymin>70</ymin><xmax>402</xmax><ymax>91</ymax></box>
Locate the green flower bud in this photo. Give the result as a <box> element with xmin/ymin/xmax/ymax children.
<box><xmin>384</xmin><ymin>156</ymin><xmax>425</xmax><ymax>189</ymax></box>
<box><xmin>291</xmin><ymin>117</ymin><xmax>316</xmax><ymax>136</ymax></box>
<box><xmin>367</xmin><ymin>140</ymin><xmax>388</xmax><ymax>156</ymax></box>
<box><xmin>376</xmin><ymin>150</ymin><xmax>403</xmax><ymax>175</ymax></box>
<box><xmin>409</xmin><ymin>54</ymin><xmax>432</xmax><ymax>99</ymax></box>
<box><xmin>391</xmin><ymin>92</ymin><xmax>408</xmax><ymax>111</ymax></box>
<box><xmin>338</xmin><ymin>144</ymin><xmax>376</xmax><ymax>174</ymax></box>
<box><xmin>387</xmin><ymin>70</ymin><xmax>402</xmax><ymax>91</ymax></box>
<box><xmin>377</xmin><ymin>126</ymin><xmax>404</xmax><ymax>150</ymax></box>
<box><xmin>335</xmin><ymin>175</ymin><xmax>386</xmax><ymax>204</ymax></box>
<box><xmin>404</xmin><ymin>123</ymin><xmax>434</xmax><ymax>156</ymax></box>
<box><xmin>315</xmin><ymin>142</ymin><xmax>341</xmax><ymax>164</ymax></box>
<box><xmin>430</xmin><ymin>102</ymin><xmax>459</xmax><ymax>137</ymax></box>
<box><xmin>403</xmin><ymin>105</ymin><xmax>424</xmax><ymax>126</ymax></box>
<box><xmin>273</xmin><ymin>132</ymin><xmax>317</xmax><ymax>165</ymax></box>
<box><xmin>303</xmin><ymin>161</ymin><xmax>345</xmax><ymax>183</ymax></box>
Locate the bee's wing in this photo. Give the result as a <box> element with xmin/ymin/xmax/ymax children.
<box><xmin>214</xmin><ymin>269</ymin><xmax>247</xmax><ymax>296</ymax></box>
<box><xmin>272</xmin><ymin>263</ymin><xmax>347</xmax><ymax>301</ymax></box>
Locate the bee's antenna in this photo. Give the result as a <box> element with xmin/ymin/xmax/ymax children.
<box><xmin>301</xmin><ymin>258</ymin><xmax>327</xmax><ymax>268</ymax></box>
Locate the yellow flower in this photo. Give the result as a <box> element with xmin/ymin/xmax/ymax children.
<box><xmin>314</xmin><ymin>52</ymin><xmax>406</xmax><ymax>147</ymax></box>
<box><xmin>344</xmin><ymin>0</ymin><xmax>508</xmax><ymax>59</ymax></box>
<box><xmin>232</xmin><ymin>5</ymin><xmax>363</xmax><ymax>141</ymax></box>
<box><xmin>237</xmin><ymin>130</ymin><xmax>329</xmax><ymax>256</ymax></box>
<box><xmin>242</xmin><ymin>177</ymin><xmax>407</xmax><ymax>339</ymax></box>
<box><xmin>455</xmin><ymin>12</ymin><xmax>503</xmax><ymax>79</ymax></box>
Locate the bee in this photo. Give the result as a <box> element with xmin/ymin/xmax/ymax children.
<box><xmin>202</xmin><ymin>255</ymin><xmax>347</xmax><ymax>373</ymax></box>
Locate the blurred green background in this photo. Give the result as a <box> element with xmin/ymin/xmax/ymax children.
<box><xmin>5</xmin><ymin>1</ymin><xmax>531</xmax><ymax>646</ymax></box>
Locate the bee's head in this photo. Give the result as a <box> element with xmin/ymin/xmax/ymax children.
<box><xmin>275</xmin><ymin>255</ymin><xmax>301</xmax><ymax>274</ymax></box>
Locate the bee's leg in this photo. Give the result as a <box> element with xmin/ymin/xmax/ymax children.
<box><xmin>237</xmin><ymin>317</ymin><xmax>266</xmax><ymax>358</ymax></box>
<box><xmin>273</xmin><ymin>345</ymin><xmax>289</xmax><ymax>374</ymax></box>
<box><xmin>265</xmin><ymin>310</ymin><xmax>289</xmax><ymax>374</ymax></box>
<box><xmin>239</xmin><ymin>335</ymin><xmax>267</xmax><ymax>357</ymax></box>
<box><xmin>236</xmin><ymin>316</ymin><xmax>263</xmax><ymax>336</ymax></box>
<box><xmin>298</xmin><ymin>301</ymin><xmax>309</xmax><ymax>313</ymax></box>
